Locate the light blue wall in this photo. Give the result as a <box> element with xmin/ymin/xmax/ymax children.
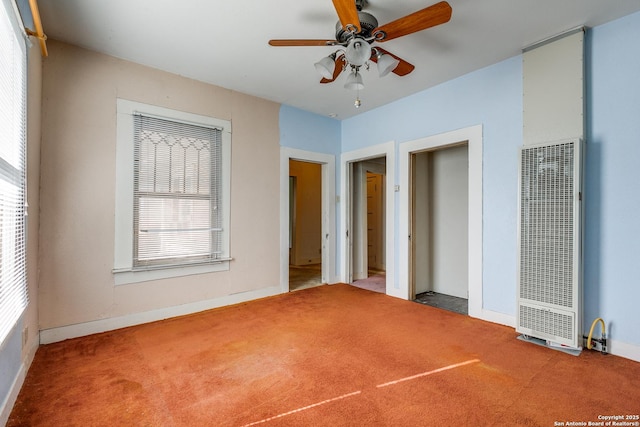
<box><xmin>0</xmin><ymin>318</ymin><xmax>22</xmax><ymax>413</ymax></box>
<box><xmin>279</xmin><ymin>104</ymin><xmax>341</xmax><ymax>156</ymax></box>
<box><xmin>279</xmin><ymin>104</ymin><xmax>342</xmax><ymax>279</ymax></box>
<box><xmin>342</xmin><ymin>57</ymin><xmax>521</xmax><ymax>154</ymax></box>
<box><xmin>343</xmin><ymin>56</ymin><xmax>523</xmax><ymax>316</ymax></box>
<box><xmin>280</xmin><ymin>11</ymin><xmax>640</xmax><ymax>349</ymax></box>
<box><xmin>585</xmin><ymin>11</ymin><xmax>640</xmax><ymax>346</ymax></box>
<box><xmin>279</xmin><ymin>57</ymin><xmax>524</xmax><ymax>316</ymax></box>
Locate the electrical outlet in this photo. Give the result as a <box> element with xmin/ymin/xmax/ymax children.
<box><xmin>22</xmin><ymin>327</ymin><xmax>28</xmax><ymax>348</ymax></box>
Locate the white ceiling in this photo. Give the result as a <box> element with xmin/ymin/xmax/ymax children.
<box><xmin>37</xmin><ymin>0</ymin><xmax>640</xmax><ymax>119</ymax></box>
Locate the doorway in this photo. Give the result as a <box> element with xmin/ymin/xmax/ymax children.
<box><xmin>398</xmin><ymin>126</ymin><xmax>483</xmax><ymax>319</ymax></box>
<box><xmin>410</xmin><ymin>144</ymin><xmax>469</xmax><ymax>314</ymax></box>
<box><xmin>280</xmin><ymin>147</ymin><xmax>335</xmax><ymax>295</ymax></box>
<box><xmin>366</xmin><ymin>172</ymin><xmax>384</xmax><ymax>273</ymax></box>
<box><xmin>289</xmin><ymin>160</ymin><xmax>323</xmax><ymax>291</ymax></box>
<box><xmin>348</xmin><ymin>157</ymin><xmax>386</xmax><ymax>293</ymax></box>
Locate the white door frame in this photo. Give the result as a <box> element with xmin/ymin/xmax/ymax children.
<box><xmin>340</xmin><ymin>141</ymin><xmax>396</xmax><ymax>297</ymax></box>
<box><xmin>350</xmin><ymin>159</ymin><xmax>386</xmax><ymax>280</ymax></box>
<box><xmin>280</xmin><ymin>147</ymin><xmax>336</xmax><ymax>293</ymax></box>
<box><xmin>399</xmin><ymin>125</ymin><xmax>483</xmax><ymax>318</ymax></box>
<box><xmin>350</xmin><ymin>161</ymin><xmax>367</xmax><ymax>281</ymax></box>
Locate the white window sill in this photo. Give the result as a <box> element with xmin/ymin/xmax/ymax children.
<box><xmin>113</xmin><ymin>260</ymin><xmax>231</xmax><ymax>286</ymax></box>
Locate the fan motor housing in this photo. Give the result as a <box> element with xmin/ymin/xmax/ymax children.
<box><xmin>355</xmin><ymin>0</ymin><xmax>367</xmax><ymax>11</ymax></box>
<box><xmin>335</xmin><ymin>11</ymin><xmax>378</xmax><ymax>43</ymax></box>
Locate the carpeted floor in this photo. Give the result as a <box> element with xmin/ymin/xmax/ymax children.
<box><xmin>350</xmin><ymin>272</ymin><xmax>386</xmax><ymax>293</ymax></box>
<box><xmin>8</xmin><ymin>284</ymin><xmax>640</xmax><ymax>426</ymax></box>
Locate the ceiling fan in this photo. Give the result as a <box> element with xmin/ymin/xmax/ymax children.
<box><xmin>269</xmin><ymin>0</ymin><xmax>452</xmax><ymax>101</ymax></box>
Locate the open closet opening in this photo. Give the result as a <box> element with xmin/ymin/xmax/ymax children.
<box><xmin>410</xmin><ymin>144</ymin><xmax>469</xmax><ymax>314</ymax></box>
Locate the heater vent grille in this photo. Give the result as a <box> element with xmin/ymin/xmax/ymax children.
<box><xmin>519</xmin><ymin>304</ymin><xmax>574</xmax><ymax>341</ymax></box>
<box><xmin>519</xmin><ymin>142</ymin><xmax>575</xmax><ymax>308</ymax></box>
<box><xmin>516</xmin><ymin>139</ymin><xmax>583</xmax><ymax>349</ymax></box>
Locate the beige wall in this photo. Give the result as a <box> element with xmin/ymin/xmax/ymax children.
<box><xmin>24</xmin><ymin>42</ymin><xmax>42</xmax><ymax>358</ymax></box>
<box><xmin>523</xmin><ymin>30</ymin><xmax>584</xmax><ymax>146</ymax></box>
<box><xmin>39</xmin><ymin>40</ymin><xmax>281</xmax><ymax>330</ymax></box>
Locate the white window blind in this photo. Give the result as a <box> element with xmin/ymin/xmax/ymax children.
<box><xmin>0</xmin><ymin>0</ymin><xmax>28</xmax><ymax>344</ymax></box>
<box><xmin>133</xmin><ymin>114</ymin><xmax>223</xmax><ymax>268</ymax></box>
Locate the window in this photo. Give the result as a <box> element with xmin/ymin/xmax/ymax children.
<box><xmin>0</xmin><ymin>0</ymin><xmax>28</xmax><ymax>344</ymax></box>
<box><xmin>114</xmin><ymin>100</ymin><xmax>231</xmax><ymax>285</ymax></box>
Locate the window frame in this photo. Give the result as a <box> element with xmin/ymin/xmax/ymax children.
<box><xmin>114</xmin><ymin>99</ymin><xmax>231</xmax><ymax>285</ymax></box>
<box><xmin>0</xmin><ymin>0</ymin><xmax>28</xmax><ymax>346</ymax></box>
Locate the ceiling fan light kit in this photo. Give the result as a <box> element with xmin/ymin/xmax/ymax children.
<box><xmin>314</xmin><ymin>53</ymin><xmax>338</xmax><ymax>80</ymax></box>
<box><xmin>269</xmin><ymin>0</ymin><xmax>452</xmax><ymax>108</ymax></box>
<box><xmin>344</xmin><ymin>69</ymin><xmax>364</xmax><ymax>91</ymax></box>
<box><xmin>345</xmin><ymin>38</ymin><xmax>372</xmax><ymax>66</ymax></box>
<box><xmin>376</xmin><ymin>52</ymin><xmax>401</xmax><ymax>78</ymax></box>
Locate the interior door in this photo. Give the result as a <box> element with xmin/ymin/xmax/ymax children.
<box><xmin>366</xmin><ymin>172</ymin><xmax>383</xmax><ymax>271</ymax></box>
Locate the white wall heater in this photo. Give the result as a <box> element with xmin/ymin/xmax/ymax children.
<box><xmin>517</xmin><ymin>139</ymin><xmax>584</xmax><ymax>349</ymax></box>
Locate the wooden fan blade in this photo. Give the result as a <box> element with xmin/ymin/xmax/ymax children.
<box><xmin>373</xmin><ymin>1</ymin><xmax>451</xmax><ymax>42</ymax></box>
<box><xmin>332</xmin><ymin>0</ymin><xmax>361</xmax><ymax>33</ymax></box>
<box><xmin>370</xmin><ymin>47</ymin><xmax>415</xmax><ymax>76</ymax></box>
<box><xmin>269</xmin><ymin>39</ymin><xmax>338</xmax><ymax>47</ymax></box>
<box><xmin>321</xmin><ymin>55</ymin><xmax>346</xmax><ymax>84</ymax></box>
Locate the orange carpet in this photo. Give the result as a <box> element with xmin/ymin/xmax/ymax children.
<box><xmin>8</xmin><ymin>284</ymin><xmax>640</xmax><ymax>426</ymax></box>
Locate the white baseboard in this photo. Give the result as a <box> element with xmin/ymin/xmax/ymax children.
<box><xmin>40</xmin><ymin>286</ymin><xmax>283</xmax><ymax>344</ymax></box>
<box><xmin>608</xmin><ymin>339</ymin><xmax>640</xmax><ymax>363</ymax></box>
<box><xmin>478</xmin><ymin>309</ymin><xmax>516</xmax><ymax>328</ymax></box>
<box><xmin>474</xmin><ymin>311</ymin><xmax>640</xmax><ymax>363</ymax></box>
<box><xmin>36</xmin><ymin>286</ymin><xmax>640</xmax><ymax>364</ymax></box>
<box><xmin>0</xmin><ymin>337</ymin><xmax>38</xmax><ymax>426</ymax></box>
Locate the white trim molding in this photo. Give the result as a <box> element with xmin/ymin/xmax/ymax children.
<box><xmin>114</xmin><ymin>99</ymin><xmax>232</xmax><ymax>285</ymax></box>
<box><xmin>40</xmin><ymin>285</ymin><xmax>281</xmax><ymax>344</ymax></box>
<box><xmin>280</xmin><ymin>147</ymin><xmax>337</xmax><ymax>292</ymax></box>
<box><xmin>340</xmin><ymin>141</ymin><xmax>396</xmax><ymax>296</ymax></box>
<box><xmin>608</xmin><ymin>339</ymin><xmax>640</xmax><ymax>363</ymax></box>
<box><xmin>398</xmin><ymin>125</ymin><xmax>483</xmax><ymax>318</ymax></box>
